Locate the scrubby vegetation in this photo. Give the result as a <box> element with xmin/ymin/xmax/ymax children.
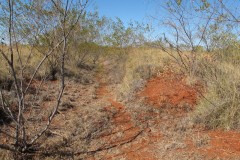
<box><xmin>1</xmin><ymin>0</ymin><xmax>240</xmax><ymax>159</ymax></box>
<box><xmin>117</xmin><ymin>47</ymin><xmax>171</xmax><ymax>99</ymax></box>
<box><xmin>193</xmin><ymin>44</ymin><xmax>240</xmax><ymax>129</ymax></box>
<box><xmin>157</xmin><ymin>0</ymin><xmax>240</xmax><ymax>131</ymax></box>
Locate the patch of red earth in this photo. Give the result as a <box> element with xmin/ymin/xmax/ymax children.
<box><xmin>96</xmin><ymin>83</ymin><xmax>108</xmax><ymax>97</ymax></box>
<box><xmin>94</xmin><ymin>70</ymin><xmax>240</xmax><ymax>159</ymax></box>
<box><xmin>200</xmin><ymin>130</ymin><xmax>240</xmax><ymax>158</ymax></box>
<box><xmin>97</xmin><ymin>129</ymin><xmax>160</xmax><ymax>160</ymax></box>
<box><xmin>138</xmin><ymin>70</ymin><xmax>240</xmax><ymax>159</ymax></box>
<box><xmin>139</xmin><ymin>70</ymin><xmax>201</xmax><ymax>114</ymax></box>
<box><xmin>92</xmin><ymin>98</ymin><xmax>158</xmax><ymax>160</ymax></box>
<box><xmin>206</xmin><ymin>130</ymin><xmax>240</xmax><ymax>157</ymax></box>
<box><xmin>185</xmin><ymin>130</ymin><xmax>240</xmax><ymax>159</ymax></box>
<box><xmin>91</xmin><ymin>79</ymin><xmax>159</xmax><ymax>160</ymax></box>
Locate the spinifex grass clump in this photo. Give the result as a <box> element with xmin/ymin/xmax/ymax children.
<box><xmin>193</xmin><ymin>59</ymin><xmax>240</xmax><ymax>130</ymax></box>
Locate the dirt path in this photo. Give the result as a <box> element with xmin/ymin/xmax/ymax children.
<box><xmin>89</xmin><ymin>80</ymin><xmax>159</xmax><ymax>160</ymax></box>
<box><xmin>41</xmin><ymin>67</ymin><xmax>240</xmax><ymax>160</ymax></box>
<box><xmin>88</xmin><ymin>70</ymin><xmax>240</xmax><ymax>160</ymax></box>
<box><xmin>3</xmin><ymin>63</ymin><xmax>240</xmax><ymax>159</ymax></box>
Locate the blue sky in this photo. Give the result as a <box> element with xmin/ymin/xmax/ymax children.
<box><xmin>89</xmin><ymin>0</ymin><xmax>164</xmax><ymax>39</ymax></box>
<box><xmin>89</xmin><ymin>0</ymin><xmax>240</xmax><ymax>41</ymax></box>
<box><xmin>91</xmin><ymin>0</ymin><xmax>154</xmax><ymax>24</ymax></box>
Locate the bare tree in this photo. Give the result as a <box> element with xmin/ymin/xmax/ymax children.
<box><xmin>152</xmin><ymin>0</ymin><xmax>215</xmax><ymax>76</ymax></box>
<box><xmin>0</xmin><ymin>0</ymin><xmax>89</xmax><ymax>158</ymax></box>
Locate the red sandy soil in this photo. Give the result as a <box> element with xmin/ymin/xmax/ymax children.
<box><xmin>4</xmin><ymin>68</ymin><xmax>239</xmax><ymax>159</ymax></box>
<box><xmin>185</xmin><ymin>130</ymin><xmax>240</xmax><ymax>159</ymax></box>
<box><xmin>206</xmin><ymin>130</ymin><xmax>240</xmax><ymax>157</ymax></box>
<box><xmin>90</xmin><ymin>70</ymin><xmax>240</xmax><ymax>160</ymax></box>
<box><xmin>139</xmin><ymin>70</ymin><xmax>201</xmax><ymax>109</ymax></box>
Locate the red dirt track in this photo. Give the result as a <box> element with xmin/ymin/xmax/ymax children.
<box><xmin>91</xmin><ymin>70</ymin><xmax>240</xmax><ymax>160</ymax></box>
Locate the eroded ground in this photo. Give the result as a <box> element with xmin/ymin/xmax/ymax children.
<box><xmin>1</xmin><ymin>63</ymin><xmax>240</xmax><ymax>160</ymax></box>
<box><xmin>81</xmin><ymin>69</ymin><xmax>240</xmax><ymax>160</ymax></box>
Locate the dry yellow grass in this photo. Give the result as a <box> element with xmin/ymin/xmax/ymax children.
<box><xmin>117</xmin><ymin>47</ymin><xmax>171</xmax><ymax>96</ymax></box>
<box><xmin>191</xmin><ymin>53</ymin><xmax>240</xmax><ymax>129</ymax></box>
<box><xmin>0</xmin><ymin>45</ymin><xmax>61</xmax><ymax>81</ymax></box>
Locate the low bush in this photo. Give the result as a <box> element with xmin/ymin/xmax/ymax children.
<box><xmin>192</xmin><ymin>56</ymin><xmax>240</xmax><ymax>129</ymax></box>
